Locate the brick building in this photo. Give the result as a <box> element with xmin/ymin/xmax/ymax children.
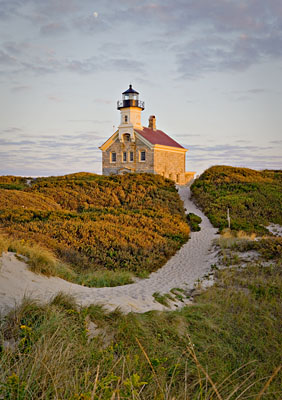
<box><xmin>99</xmin><ymin>85</ymin><xmax>194</xmax><ymax>185</ymax></box>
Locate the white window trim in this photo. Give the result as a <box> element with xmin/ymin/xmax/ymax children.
<box><xmin>139</xmin><ymin>150</ymin><xmax>146</xmax><ymax>162</ymax></box>
<box><xmin>110</xmin><ymin>152</ymin><xmax>117</xmax><ymax>163</ymax></box>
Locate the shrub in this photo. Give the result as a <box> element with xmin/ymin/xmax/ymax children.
<box><xmin>186</xmin><ymin>213</ymin><xmax>202</xmax><ymax>232</ymax></box>
<box><xmin>0</xmin><ymin>173</ymin><xmax>190</xmax><ymax>280</ymax></box>
<box><xmin>191</xmin><ymin>166</ymin><xmax>282</xmax><ymax>233</ymax></box>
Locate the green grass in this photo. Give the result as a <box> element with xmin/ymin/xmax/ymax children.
<box><xmin>152</xmin><ymin>292</ymin><xmax>174</xmax><ymax>307</ymax></box>
<box><xmin>1</xmin><ymin>252</ymin><xmax>281</xmax><ymax>399</ymax></box>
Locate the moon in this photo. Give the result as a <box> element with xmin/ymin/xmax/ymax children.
<box><xmin>93</xmin><ymin>12</ymin><xmax>98</xmax><ymax>18</ymax></box>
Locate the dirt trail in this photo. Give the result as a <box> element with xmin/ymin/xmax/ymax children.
<box><xmin>0</xmin><ymin>185</ymin><xmax>218</xmax><ymax>314</ymax></box>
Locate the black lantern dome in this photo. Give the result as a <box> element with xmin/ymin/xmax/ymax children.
<box><xmin>117</xmin><ymin>84</ymin><xmax>145</xmax><ymax>110</ymax></box>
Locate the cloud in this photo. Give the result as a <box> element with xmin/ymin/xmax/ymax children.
<box><xmin>0</xmin><ymin>126</ymin><xmax>104</xmax><ymax>176</ymax></box>
<box><xmin>11</xmin><ymin>84</ymin><xmax>31</xmax><ymax>92</ymax></box>
<box><xmin>24</xmin><ymin>0</ymin><xmax>79</xmax><ymax>20</ymax></box>
<box><xmin>0</xmin><ymin>50</ymin><xmax>17</xmax><ymax>65</ymax></box>
<box><xmin>1</xmin><ymin>127</ymin><xmax>23</xmax><ymax>133</ymax></box>
<box><xmin>95</xmin><ymin>0</ymin><xmax>282</xmax><ymax>78</ymax></box>
<box><xmin>67</xmin><ymin>119</ymin><xmax>112</xmax><ymax>125</ymax></box>
<box><xmin>269</xmin><ymin>140</ymin><xmax>282</xmax><ymax>145</ymax></box>
<box><xmin>2</xmin><ymin>0</ymin><xmax>281</xmax><ymax>79</ymax></box>
<box><xmin>48</xmin><ymin>95</ymin><xmax>64</xmax><ymax>102</ymax></box>
<box><xmin>176</xmin><ymin>31</ymin><xmax>282</xmax><ymax>78</ymax></box>
<box><xmin>0</xmin><ymin>39</ymin><xmax>146</xmax><ymax>76</ymax></box>
<box><xmin>185</xmin><ymin>144</ymin><xmax>275</xmax><ymax>153</ymax></box>
<box><xmin>0</xmin><ymin>138</ymin><xmax>35</xmax><ymax>146</ymax></box>
<box><xmin>92</xmin><ymin>99</ymin><xmax>112</xmax><ymax>105</ymax></box>
<box><xmin>185</xmin><ymin>141</ymin><xmax>282</xmax><ymax>173</ymax></box>
<box><xmin>65</xmin><ymin>56</ymin><xmax>100</xmax><ymax>74</ymax></box>
<box><xmin>40</xmin><ymin>22</ymin><xmax>68</xmax><ymax>36</ymax></box>
<box><xmin>0</xmin><ymin>0</ymin><xmax>23</xmax><ymax>20</ymax></box>
<box><xmin>175</xmin><ymin>134</ymin><xmax>201</xmax><ymax>138</ymax></box>
<box><xmin>106</xmin><ymin>58</ymin><xmax>145</xmax><ymax>73</ymax></box>
<box><xmin>72</xmin><ymin>14</ymin><xmax>109</xmax><ymax>34</ymax></box>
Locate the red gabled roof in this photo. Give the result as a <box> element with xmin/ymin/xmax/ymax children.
<box><xmin>135</xmin><ymin>127</ymin><xmax>185</xmax><ymax>149</ymax></box>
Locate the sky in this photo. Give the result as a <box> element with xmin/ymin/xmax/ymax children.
<box><xmin>0</xmin><ymin>0</ymin><xmax>282</xmax><ymax>177</ymax></box>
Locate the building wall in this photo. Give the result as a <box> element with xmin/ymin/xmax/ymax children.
<box><xmin>102</xmin><ymin>133</ymin><xmax>194</xmax><ymax>184</ymax></box>
<box><xmin>102</xmin><ymin>136</ymin><xmax>154</xmax><ymax>175</ymax></box>
<box><xmin>154</xmin><ymin>148</ymin><xmax>187</xmax><ymax>184</ymax></box>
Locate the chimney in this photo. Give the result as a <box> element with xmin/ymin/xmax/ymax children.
<box><xmin>148</xmin><ymin>115</ymin><xmax>156</xmax><ymax>131</ymax></box>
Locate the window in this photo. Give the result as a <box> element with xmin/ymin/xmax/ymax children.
<box><xmin>124</xmin><ymin>115</ymin><xmax>128</xmax><ymax>123</ymax></box>
<box><xmin>123</xmin><ymin>152</ymin><xmax>127</xmax><ymax>162</ymax></box>
<box><xmin>111</xmin><ymin>152</ymin><xmax>116</xmax><ymax>162</ymax></box>
<box><xmin>123</xmin><ymin>133</ymin><xmax>130</xmax><ymax>142</ymax></box>
<box><xmin>140</xmin><ymin>151</ymin><xmax>146</xmax><ymax>161</ymax></box>
<box><xmin>130</xmin><ymin>151</ymin><xmax>134</xmax><ymax>162</ymax></box>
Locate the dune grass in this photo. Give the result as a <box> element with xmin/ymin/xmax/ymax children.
<box><xmin>0</xmin><ymin>229</ymin><xmax>281</xmax><ymax>396</ymax></box>
<box><xmin>1</xmin><ymin>230</ymin><xmax>281</xmax><ymax>399</ymax></box>
<box><xmin>1</xmin><ymin>252</ymin><xmax>281</xmax><ymax>399</ymax></box>
<box><xmin>0</xmin><ymin>235</ymin><xmax>134</xmax><ymax>287</ymax></box>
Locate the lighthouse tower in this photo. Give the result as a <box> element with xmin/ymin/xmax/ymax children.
<box><xmin>117</xmin><ymin>84</ymin><xmax>145</xmax><ymax>141</ymax></box>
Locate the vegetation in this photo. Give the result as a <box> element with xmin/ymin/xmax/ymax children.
<box><xmin>0</xmin><ymin>167</ymin><xmax>281</xmax><ymax>398</ymax></box>
<box><xmin>0</xmin><ymin>173</ymin><xmax>189</xmax><ymax>284</ymax></box>
<box><xmin>0</xmin><ymin>235</ymin><xmax>134</xmax><ymax>287</ymax></box>
<box><xmin>152</xmin><ymin>292</ymin><xmax>174</xmax><ymax>307</ymax></box>
<box><xmin>191</xmin><ymin>166</ymin><xmax>282</xmax><ymax>233</ymax></box>
<box><xmin>1</xmin><ymin>250</ymin><xmax>281</xmax><ymax>399</ymax></box>
<box><xmin>186</xmin><ymin>213</ymin><xmax>202</xmax><ymax>232</ymax></box>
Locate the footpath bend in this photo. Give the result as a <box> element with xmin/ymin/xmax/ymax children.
<box><xmin>0</xmin><ymin>185</ymin><xmax>218</xmax><ymax>314</ymax></box>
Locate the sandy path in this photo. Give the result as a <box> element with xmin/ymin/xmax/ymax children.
<box><xmin>0</xmin><ymin>186</ymin><xmax>218</xmax><ymax>314</ymax></box>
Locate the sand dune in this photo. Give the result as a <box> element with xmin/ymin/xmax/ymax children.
<box><xmin>0</xmin><ymin>186</ymin><xmax>218</xmax><ymax>314</ymax></box>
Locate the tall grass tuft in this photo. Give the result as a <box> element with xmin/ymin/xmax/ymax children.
<box><xmin>0</xmin><ymin>235</ymin><xmax>134</xmax><ymax>288</ymax></box>
<box><xmin>1</xmin><ymin>252</ymin><xmax>281</xmax><ymax>400</ymax></box>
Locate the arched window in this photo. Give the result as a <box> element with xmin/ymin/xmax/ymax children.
<box><xmin>123</xmin><ymin>133</ymin><xmax>130</xmax><ymax>142</ymax></box>
<box><xmin>124</xmin><ymin>115</ymin><xmax>128</xmax><ymax>123</ymax></box>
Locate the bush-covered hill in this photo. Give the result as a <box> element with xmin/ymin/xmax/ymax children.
<box><xmin>191</xmin><ymin>166</ymin><xmax>282</xmax><ymax>233</ymax></box>
<box><xmin>0</xmin><ymin>173</ymin><xmax>189</xmax><ymax>284</ymax></box>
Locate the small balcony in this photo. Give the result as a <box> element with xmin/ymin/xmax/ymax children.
<box><xmin>117</xmin><ymin>99</ymin><xmax>145</xmax><ymax>110</ymax></box>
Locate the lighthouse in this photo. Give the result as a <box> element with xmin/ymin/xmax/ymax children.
<box><xmin>99</xmin><ymin>85</ymin><xmax>195</xmax><ymax>184</ymax></box>
<box><xmin>117</xmin><ymin>84</ymin><xmax>145</xmax><ymax>141</ymax></box>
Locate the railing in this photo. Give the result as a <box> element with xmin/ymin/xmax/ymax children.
<box><xmin>117</xmin><ymin>100</ymin><xmax>145</xmax><ymax>109</ymax></box>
